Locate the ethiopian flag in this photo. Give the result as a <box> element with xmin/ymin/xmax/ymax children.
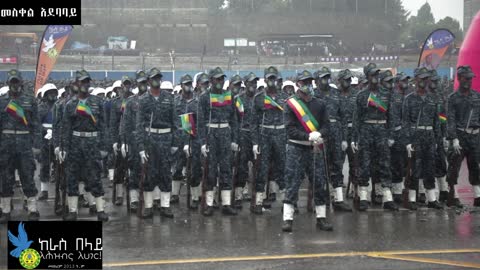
<box><xmin>264</xmin><ymin>95</ymin><xmax>283</xmax><ymax>111</ymax></box>
<box><xmin>210</xmin><ymin>91</ymin><xmax>232</xmax><ymax>107</ymax></box>
<box><xmin>76</xmin><ymin>101</ymin><xmax>97</xmax><ymax>124</ymax></box>
<box><xmin>286</xmin><ymin>97</ymin><xmax>319</xmax><ymax>133</ymax></box>
<box><xmin>367</xmin><ymin>92</ymin><xmax>387</xmax><ymax>112</ymax></box>
<box><xmin>438</xmin><ymin>113</ymin><xmax>447</xmax><ymax>123</ymax></box>
<box><xmin>235</xmin><ymin>97</ymin><xmax>244</xmax><ymax>117</ymax></box>
<box><xmin>180</xmin><ymin>113</ymin><xmax>196</xmax><ymax>136</ymax></box>
<box><xmin>5</xmin><ymin>100</ymin><xmax>28</xmax><ymax>126</ymax></box>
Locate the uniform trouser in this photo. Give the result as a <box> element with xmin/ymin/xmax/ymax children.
<box><xmin>358</xmin><ymin>124</ymin><xmax>392</xmax><ymax>188</ymax></box>
<box><xmin>325</xmin><ymin>123</ymin><xmax>345</xmax><ymax>188</ymax></box>
<box><xmin>173</xmin><ymin>133</ymin><xmax>187</xmax><ymax>181</ymax></box>
<box><xmin>341</xmin><ymin>127</ymin><xmax>357</xmax><ymax>183</ymax></box>
<box><xmin>65</xmin><ymin>136</ymin><xmax>104</xmax><ymax>197</ymax></box>
<box><xmin>40</xmin><ymin>138</ymin><xmax>55</xmax><ymax>183</ymax></box>
<box><xmin>144</xmin><ymin>133</ymin><xmax>173</xmax><ymax>192</ymax></box>
<box><xmin>284</xmin><ymin>144</ymin><xmax>327</xmax><ymax>205</ymax></box>
<box><xmin>390</xmin><ymin>130</ymin><xmax>408</xmax><ymax>184</ymax></box>
<box><xmin>434</xmin><ymin>138</ymin><xmax>447</xmax><ymax>178</ymax></box>
<box><xmin>205</xmin><ymin>127</ymin><xmax>232</xmax><ymax>191</ymax></box>
<box><xmin>447</xmin><ymin>131</ymin><xmax>480</xmax><ymax>186</ymax></box>
<box><xmin>236</xmin><ymin>130</ymin><xmax>253</xmax><ymax>188</ymax></box>
<box><xmin>409</xmin><ymin>130</ymin><xmax>436</xmax><ymax>190</ymax></box>
<box><xmin>0</xmin><ymin>134</ymin><xmax>38</xmax><ymax>197</ymax></box>
<box><xmin>256</xmin><ymin>128</ymin><xmax>286</xmax><ymax>192</ymax></box>
<box><xmin>186</xmin><ymin>138</ymin><xmax>202</xmax><ymax>188</ymax></box>
<box><xmin>127</xmin><ymin>143</ymin><xmax>141</xmax><ymax>190</ymax></box>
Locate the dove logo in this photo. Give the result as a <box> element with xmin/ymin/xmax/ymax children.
<box><xmin>8</xmin><ymin>222</ymin><xmax>41</xmax><ymax>269</ymax></box>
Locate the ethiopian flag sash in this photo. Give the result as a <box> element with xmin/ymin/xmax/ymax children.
<box><xmin>286</xmin><ymin>97</ymin><xmax>319</xmax><ymax>133</ymax></box>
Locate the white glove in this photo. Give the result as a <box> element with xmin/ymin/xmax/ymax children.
<box><xmin>54</xmin><ymin>146</ymin><xmax>60</xmax><ymax>159</ymax></box>
<box><xmin>44</xmin><ymin>129</ymin><xmax>52</xmax><ymax>140</ymax></box>
<box><xmin>32</xmin><ymin>148</ymin><xmax>41</xmax><ymax>155</ymax></box>
<box><xmin>100</xmin><ymin>151</ymin><xmax>108</xmax><ymax>158</ymax></box>
<box><xmin>452</xmin><ymin>138</ymin><xmax>462</xmax><ymax>155</ymax></box>
<box><xmin>388</xmin><ymin>139</ymin><xmax>395</xmax><ymax>147</ymax></box>
<box><xmin>351</xmin><ymin>142</ymin><xmax>358</xmax><ymax>153</ymax></box>
<box><xmin>183</xmin><ymin>145</ymin><xmax>191</xmax><ymax>156</ymax></box>
<box><xmin>139</xmin><ymin>150</ymin><xmax>149</xmax><ymax>164</ymax></box>
<box><xmin>341</xmin><ymin>141</ymin><xmax>348</xmax><ymax>151</ymax></box>
<box><xmin>201</xmin><ymin>145</ymin><xmax>209</xmax><ymax>157</ymax></box>
<box><xmin>121</xmin><ymin>144</ymin><xmax>128</xmax><ymax>158</ymax></box>
<box><xmin>253</xmin><ymin>145</ymin><xmax>260</xmax><ymax>159</ymax></box>
<box><xmin>406</xmin><ymin>144</ymin><xmax>414</xmax><ymax>158</ymax></box>
<box><xmin>113</xmin><ymin>143</ymin><xmax>120</xmax><ymax>153</ymax></box>
<box><xmin>57</xmin><ymin>148</ymin><xmax>66</xmax><ymax>164</ymax></box>
<box><xmin>308</xmin><ymin>131</ymin><xmax>322</xmax><ymax>142</ymax></box>
<box><xmin>171</xmin><ymin>147</ymin><xmax>178</xmax><ymax>154</ymax></box>
<box><xmin>442</xmin><ymin>138</ymin><xmax>449</xmax><ymax>152</ymax></box>
<box><xmin>231</xmin><ymin>142</ymin><xmax>239</xmax><ymax>152</ymax></box>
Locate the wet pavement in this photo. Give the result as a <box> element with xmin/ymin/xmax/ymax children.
<box><xmin>0</xmin><ymin>161</ymin><xmax>479</xmax><ymax>270</ymax></box>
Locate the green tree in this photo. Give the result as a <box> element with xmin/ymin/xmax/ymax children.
<box><xmin>436</xmin><ymin>16</ymin><xmax>463</xmax><ymax>40</ymax></box>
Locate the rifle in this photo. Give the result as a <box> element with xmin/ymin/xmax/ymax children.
<box><xmin>201</xmin><ymin>98</ymin><xmax>212</xmax><ymax>211</ymax></box>
<box><xmin>352</xmin><ymin>150</ymin><xmax>360</xmax><ymax>210</ymax></box>
<box><xmin>403</xmin><ymin>105</ymin><xmax>422</xmax><ymax>207</ymax></box>
<box><xmin>251</xmin><ymin>112</ymin><xmax>265</xmax><ymax>210</ymax></box>
<box><xmin>186</xmin><ymin>137</ymin><xmax>192</xmax><ymax>208</ymax></box>
<box><xmin>54</xmin><ymin>104</ymin><xmax>67</xmax><ymax>216</ymax></box>
<box><xmin>230</xmin><ymin>149</ymin><xmax>239</xmax><ymax>205</ymax></box>
<box><xmin>138</xmin><ymin>112</ymin><xmax>153</xmax><ymax>217</ymax></box>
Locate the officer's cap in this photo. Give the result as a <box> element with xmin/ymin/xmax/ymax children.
<box><xmin>457</xmin><ymin>65</ymin><xmax>475</xmax><ymax>78</ymax></box>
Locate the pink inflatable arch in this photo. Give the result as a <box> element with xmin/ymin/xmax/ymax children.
<box><xmin>455</xmin><ymin>11</ymin><xmax>480</xmax><ymax>91</ymax></box>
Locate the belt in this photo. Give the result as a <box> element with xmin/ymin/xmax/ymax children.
<box><xmin>394</xmin><ymin>126</ymin><xmax>402</xmax><ymax>131</ymax></box>
<box><xmin>73</xmin><ymin>131</ymin><xmax>98</xmax><ymax>137</ymax></box>
<box><xmin>241</xmin><ymin>128</ymin><xmax>251</xmax><ymax>132</ymax></box>
<box><xmin>207</xmin><ymin>123</ymin><xmax>229</xmax><ymax>128</ymax></box>
<box><xmin>289</xmin><ymin>139</ymin><xmax>312</xmax><ymax>146</ymax></box>
<box><xmin>347</xmin><ymin>123</ymin><xmax>353</xmax><ymax>128</ymax></box>
<box><xmin>459</xmin><ymin>127</ymin><xmax>480</xmax><ymax>134</ymax></box>
<box><xmin>146</xmin><ymin>127</ymin><xmax>171</xmax><ymax>134</ymax></box>
<box><xmin>42</xmin><ymin>123</ymin><xmax>53</xmax><ymax>129</ymax></box>
<box><xmin>2</xmin><ymin>130</ymin><xmax>30</xmax><ymax>135</ymax></box>
<box><xmin>414</xmin><ymin>126</ymin><xmax>433</xmax><ymax>130</ymax></box>
<box><xmin>261</xmin><ymin>124</ymin><xmax>285</xmax><ymax>129</ymax></box>
<box><xmin>364</xmin><ymin>120</ymin><xmax>386</xmax><ymax>124</ymax></box>
<box><xmin>329</xmin><ymin>119</ymin><xmax>337</xmax><ymax>123</ymax></box>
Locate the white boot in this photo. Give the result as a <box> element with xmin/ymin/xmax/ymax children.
<box><xmin>161</xmin><ymin>192</ymin><xmax>171</xmax><ymax>208</ymax></box>
<box><xmin>234</xmin><ymin>187</ymin><xmax>243</xmax><ymax>201</ymax></box>
<box><xmin>172</xmin><ymin>181</ymin><xmax>181</xmax><ymax>196</ymax></box>
<box><xmin>115</xmin><ymin>184</ymin><xmax>123</xmax><ymax>198</ymax></box>
<box><xmin>359</xmin><ymin>186</ymin><xmax>368</xmax><ymax>201</ymax></box>
<box><xmin>315</xmin><ymin>205</ymin><xmax>326</xmax><ymax>218</ymax></box>
<box><xmin>437</xmin><ymin>177</ymin><xmax>448</xmax><ymax>192</ymax></box>
<box><xmin>221</xmin><ymin>190</ymin><xmax>231</xmax><ymax>206</ymax></box>
<box><xmin>153</xmin><ymin>186</ymin><xmax>161</xmax><ymax>201</ymax></box>
<box><xmin>108</xmin><ymin>169</ymin><xmax>114</xmax><ymax>181</ymax></box>
<box><xmin>426</xmin><ymin>189</ymin><xmax>437</xmax><ymax>202</ymax></box>
<box><xmin>95</xmin><ymin>197</ymin><xmax>105</xmax><ymax>212</ymax></box>
<box><xmin>41</xmin><ymin>182</ymin><xmax>49</xmax><ymax>192</ymax></box>
<box><xmin>79</xmin><ymin>182</ymin><xmax>86</xmax><ymax>196</ymax></box>
<box><xmin>144</xmin><ymin>192</ymin><xmax>153</xmax><ymax>208</ymax></box>
<box><xmin>256</xmin><ymin>192</ymin><xmax>264</xmax><ymax>206</ymax></box>
<box><xmin>191</xmin><ymin>186</ymin><xmax>200</xmax><ymax>201</ymax></box>
<box><xmin>419</xmin><ymin>179</ymin><xmax>426</xmax><ymax>194</ymax></box>
<box><xmin>1</xmin><ymin>197</ymin><xmax>12</xmax><ymax>214</ymax></box>
<box><xmin>473</xmin><ymin>185</ymin><xmax>480</xmax><ymax>198</ymax></box>
<box><xmin>68</xmin><ymin>196</ymin><xmax>78</xmax><ymax>213</ymax></box>
<box><xmin>392</xmin><ymin>182</ymin><xmax>403</xmax><ymax>195</ymax></box>
<box><xmin>334</xmin><ymin>187</ymin><xmax>344</xmax><ymax>202</ymax></box>
<box><xmin>130</xmin><ymin>189</ymin><xmax>139</xmax><ymax>203</ymax></box>
<box><xmin>269</xmin><ymin>181</ymin><xmax>279</xmax><ymax>195</ymax></box>
<box><xmin>206</xmin><ymin>191</ymin><xmax>214</xmax><ymax>207</ymax></box>
<box><xmin>409</xmin><ymin>190</ymin><xmax>417</xmax><ymax>202</ymax></box>
<box><xmin>86</xmin><ymin>192</ymin><xmax>96</xmax><ymax>206</ymax></box>
<box><xmin>283</xmin><ymin>203</ymin><xmax>294</xmax><ymax>221</ymax></box>
<box><xmin>278</xmin><ymin>189</ymin><xmax>286</xmax><ymax>202</ymax></box>
<box><xmin>382</xmin><ymin>188</ymin><xmax>393</xmax><ymax>203</ymax></box>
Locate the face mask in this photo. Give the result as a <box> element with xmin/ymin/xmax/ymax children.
<box><xmin>9</xmin><ymin>84</ymin><xmax>20</xmax><ymax>93</ymax></box>
<box><xmin>123</xmin><ymin>86</ymin><xmax>131</xmax><ymax>93</ymax></box>
<box><xmin>370</xmin><ymin>77</ymin><xmax>378</xmax><ymax>85</ymax></box>
<box><xmin>418</xmin><ymin>81</ymin><xmax>426</xmax><ymax>89</ymax></box>
<box><xmin>183</xmin><ymin>85</ymin><xmax>192</xmax><ymax>93</ymax></box>
<box><xmin>267</xmin><ymin>80</ymin><xmax>276</xmax><ymax>88</ymax></box>
<box><xmin>321</xmin><ymin>78</ymin><xmax>329</xmax><ymax>86</ymax></box>
<box><xmin>47</xmin><ymin>94</ymin><xmax>57</xmax><ymax>102</ymax></box>
<box><xmin>214</xmin><ymin>83</ymin><xmax>223</xmax><ymax>90</ymax></box>
<box><xmin>300</xmin><ymin>85</ymin><xmax>314</xmax><ymax>96</ymax></box>
<box><xmin>79</xmin><ymin>83</ymin><xmax>90</xmax><ymax>93</ymax></box>
<box><xmin>139</xmin><ymin>84</ymin><xmax>148</xmax><ymax>93</ymax></box>
<box><xmin>150</xmin><ymin>79</ymin><xmax>161</xmax><ymax>88</ymax></box>
<box><xmin>232</xmin><ymin>87</ymin><xmax>241</xmax><ymax>94</ymax></box>
<box><xmin>247</xmin><ymin>85</ymin><xmax>256</xmax><ymax>93</ymax></box>
<box><xmin>400</xmin><ymin>82</ymin><xmax>408</xmax><ymax>90</ymax></box>
<box><xmin>341</xmin><ymin>80</ymin><xmax>351</xmax><ymax>89</ymax></box>
<box><xmin>429</xmin><ymin>81</ymin><xmax>438</xmax><ymax>90</ymax></box>
<box><xmin>461</xmin><ymin>81</ymin><xmax>471</xmax><ymax>90</ymax></box>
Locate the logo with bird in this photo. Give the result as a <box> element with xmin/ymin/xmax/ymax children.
<box><xmin>8</xmin><ymin>222</ymin><xmax>41</xmax><ymax>269</ymax></box>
